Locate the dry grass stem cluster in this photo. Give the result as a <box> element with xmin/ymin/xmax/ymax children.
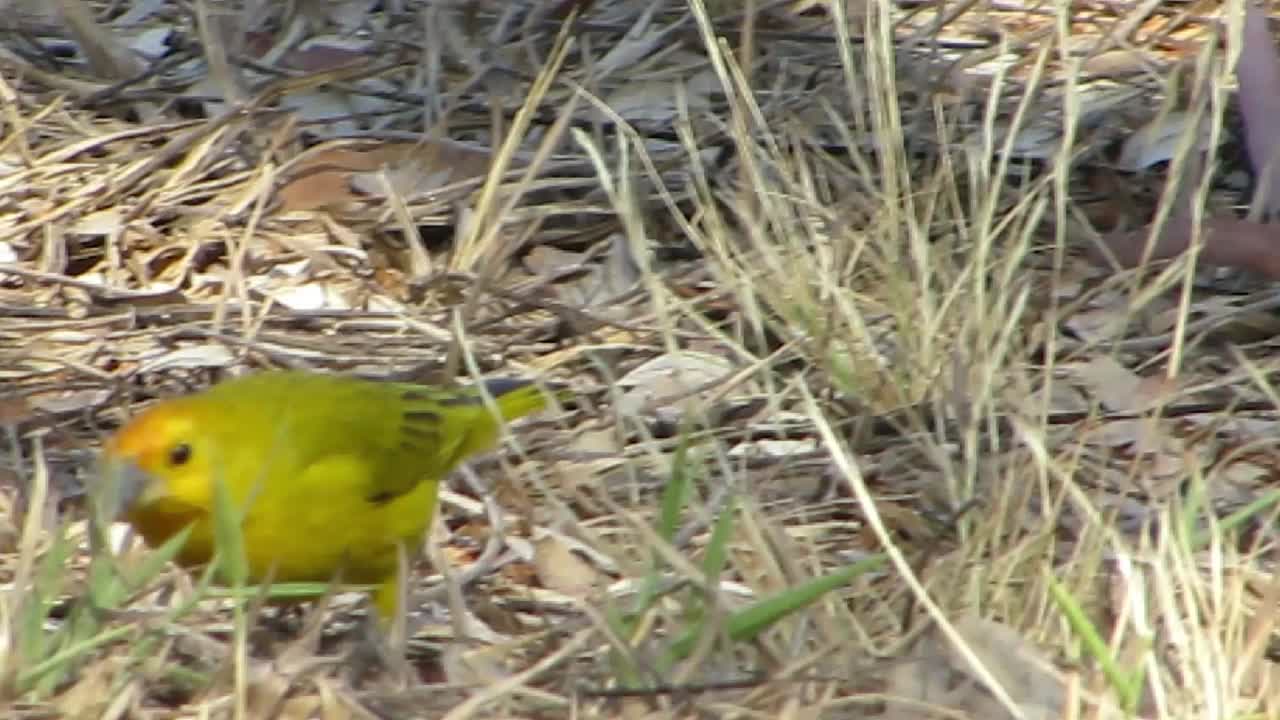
<box><xmin>4</xmin><ymin>0</ymin><xmax>1280</xmax><ymax>718</ymax></box>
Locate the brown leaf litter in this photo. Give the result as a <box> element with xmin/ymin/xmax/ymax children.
<box><xmin>5</xmin><ymin>1</ymin><xmax>1280</xmax><ymax>719</ymax></box>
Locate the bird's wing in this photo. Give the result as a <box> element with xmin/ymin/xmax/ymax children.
<box><xmin>283</xmin><ymin>377</ymin><xmax>542</xmax><ymax>506</ymax></box>
<box><xmin>367</xmin><ymin>379</ymin><xmax>544</xmax><ymax>503</ymax></box>
<box><xmin>365</xmin><ymin>389</ymin><xmax>465</xmax><ymax>503</ymax></box>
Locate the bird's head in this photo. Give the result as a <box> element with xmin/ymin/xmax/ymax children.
<box><xmin>99</xmin><ymin>399</ymin><xmax>214</xmax><ymax>535</ymax></box>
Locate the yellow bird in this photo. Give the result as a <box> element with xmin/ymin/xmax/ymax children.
<box><xmin>99</xmin><ymin>370</ymin><xmax>549</xmax><ymax>617</ymax></box>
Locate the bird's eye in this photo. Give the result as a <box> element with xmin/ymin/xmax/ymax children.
<box><xmin>168</xmin><ymin>443</ymin><xmax>192</xmax><ymax>466</ymax></box>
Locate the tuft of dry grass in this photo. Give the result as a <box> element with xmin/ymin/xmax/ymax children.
<box><xmin>4</xmin><ymin>0</ymin><xmax>1280</xmax><ymax>718</ymax></box>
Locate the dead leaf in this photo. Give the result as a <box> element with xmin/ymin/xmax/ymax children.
<box><xmin>1091</xmin><ymin>215</ymin><xmax>1280</xmax><ymax>278</ymax></box>
<box><xmin>1065</xmin><ymin>356</ymin><xmax>1172</xmax><ymax>413</ymax></box>
<box><xmin>1117</xmin><ymin>111</ymin><xmax>1220</xmax><ymax>171</ymax></box>
<box><xmin>0</xmin><ymin>395</ymin><xmax>35</xmax><ymax>425</ymax></box>
<box><xmin>67</xmin><ymin>209</ymin><xmax>124</xmax><ymax>236</ymax></box>
<box><xmin>531</xmin><ymin>528</ymin><xmax>610</xmax><ymax>599</ymax></box>
<box><xmin>885</xmin><ymin>616</ymin><xmax>1070</xmax><ymax>720</ymax></box>
<box><xmin>262</xmin><ymin>278</ymin><xmax>354</xmax><ymax>311</ymax></box>
<box><xmin>592</xmin><ymin>2</ymin><xmax>668</xmax><ymax>77</ymax></box>
<box><xmin>526</xmin><ymin>233</ymin><xmax>640</xmax><ymax>323</ymax></box>
<box><xmin>54</xmin><ymin>0</ymin><xmax>145</xmax><ymax>80</ymax></box>
<box><xmin>27</xmin><ymin>387</ymin><xmax>113</xmax><ymax>415</ymax></box>
<box><xmin>1081</xmin><ymin>49</ymin><xmax>1153</xmax><ymax>78</ymax></box>
<box><xmin>54</xmin><ymin>655</ymin><xmax>130</xmax><ymax>718</ymax></box>
<box><xmin>277</xmin><ymin>36</ymin><xmax>373</xmax><ymax>73</ymax></box>
<box><xmin>137</xmin><ymin>344</ymin><xmax>236</xmax><ymax>374</ymax></box>
<box><xmin>1239</xmin><ymin>2</ymin><xmax>1280</xmax><ymax>214</ymax></box>
<box><xmin>244</xmin><ymin>662</ymin><xmax>294</xmax><ymax>719</ymax></box>
<box><xmin>602</xmin><ymin>68</ymin><xmax>719</xmax><ymax>124</ymax></box>
<box><xmin>441</xmin><ymin>644</ymin><xmax>514</xmax><ymax>687</ymax></box>
<box><xmin>276</xmin><ymin>695</ymin><xmax>325</xmax><ymax>720</ymax></box>
<box><xmin>616</xmin><ymin>351</ymin><xmax>737</xmax><ymax>418</ymax></box>
<box><xmin>348</xmin><ymin>138</ymin><xmax>493</xmax><ymax>200</ymax></box>
<box><xmin>278</xmin><ymin>140</ymin><xmax>490</xmax><ymax>212</ymax></box>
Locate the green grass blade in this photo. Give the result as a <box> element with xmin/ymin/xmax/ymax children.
<box><xmin>657</xmin><ymin>436</ymin><xmax>694</xmax><ymax>544</ymax></box>
<box><xmin>210</xmin><ymin>475</ymin><xmax>248</xmax><ymax>589</ymax></box>
<box><xmin>131</xmin><ymin>524</ymin><xmax>194</xmax><ymax>585</ymax></box>
<box><xmin>603</xmin><ymin>601</ymin><xmax>645</xmax><ymax>688</ymax></box>
<box><xmin>635</xmin><ymin>434</ymin><xmax>697</xmax><ymax>616</ymax></box>
<box><xmin>701</xmin><ymin>497</ymin><xmax>736</xmax><ymax>583</ymax></box>
<box><xmin>1209</xmin><ymin>488</ymin><xmax>1280</xmax><ymax>545</ymax></box>
<box><xmin>17</xmin><ymin>624</ymin><xmax>136</xmax><ymax>693</ymax></box>
<box><xmin>204</xmin><ymin>581</ymin><xmax>369</xmax><ymax>601</ymax></box>
<box><xmin>665</xmin><ymin>554</ymin><xmax>886</xmax><ymax>662</ymax></box>
<box><xmin>1048</xmin><ymin>575</ymin><xmax>1144</xmax><ymax>714</ymax></box>
<box><xmin>21</xmin><ymin>526</ymin><xmax>77</xmax><ymax>696</ymax></box>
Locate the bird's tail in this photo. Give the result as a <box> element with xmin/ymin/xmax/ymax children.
<box><xmin>423</xmin><ymin>378</ymin><xmax>562</xmax><ymax>470</ymax></box>
<box><xmin>481</xmin><ymin>378</ymin><xmax>550</xmax><ymax>421</ymax></box>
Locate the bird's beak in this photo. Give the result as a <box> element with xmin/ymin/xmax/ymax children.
<box><xmin>96</xmin><ymin>455</ymin><xmax>164</xmax><ymax>522</ymax></box>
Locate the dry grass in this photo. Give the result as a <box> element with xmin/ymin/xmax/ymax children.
<box><xmin>4</xmin><ymin>0</ymin><xmax>1280</xmax><ymax>718</ymax></box>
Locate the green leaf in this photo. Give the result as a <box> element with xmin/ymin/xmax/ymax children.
<box><xmin>657</xmin><ymin>437</ymin><xmax>694</xmax><ymax>544</ymax></box>
<box><xmin>701</xmin><ymin>497</ymin><xmax>736</xmax><ymax>583</ymax></box>
<box><xmin>132</xmin><ymin>524</ymin><xmax>194</xmax><ymax>586</ymax></box>
<box><xmin>1048</xmin><ymin>575</ymin><xmax>1144</xmax><ymax>714</ymax></box>
<box><xmin>18</xmin><ymin>624</ymin><xmax>137</xmax><ymax>694</ymax></box>
<box><xmin>603</xmin><ymin>601</ymin><xmax>645</xmax><ymax>688</ymax></box>
<box><xmin>205</xmin><ymin>581</ymin><xmax>368</xmax><ymax>601</ymax></box>
<box><xmin>19</xmin><ymin>527</ymin><xmax>78</xmax><ymax>696</ymax></box>
<box><xmin>665</xmin><ymin>554</ymin><xmax>886</xmax><ymax>663</ymax></box>
<box><xmin>210</xmin><ymin>473</ymin><xmax>248</xmax><ymax>589</ymax></box>
<box><xmin>1213</xmin><ymin>488</ymin><xmax>1280</xmax><ymax>542</ymax></box>
<box><xmin>635</xmin><ymin>433</ymin><xmax>697</xmax><ymax>616</ymax></box>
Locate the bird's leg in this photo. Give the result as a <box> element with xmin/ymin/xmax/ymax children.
<box><xmin>344</xmin><ymin>553</ymin><xmax>415</xmax><ymax>687</ymax></box>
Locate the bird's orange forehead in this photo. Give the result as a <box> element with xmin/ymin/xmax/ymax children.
<box><xmin>106</xmin><ymin>402</ymin><xmax>194</xmax><ymax>467</ymax></box>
